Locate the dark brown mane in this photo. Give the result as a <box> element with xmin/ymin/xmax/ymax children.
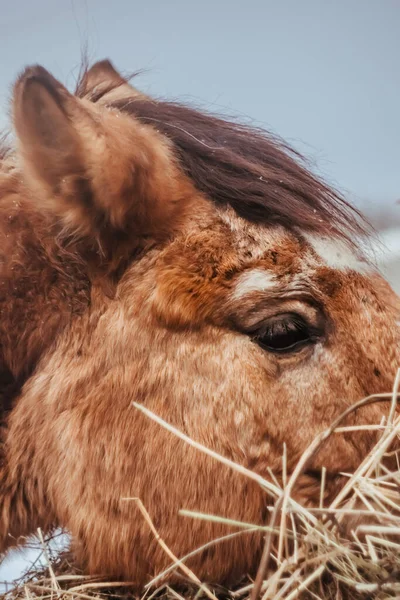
<box><xmin>120</xmin><ymin>100</ymin><xmax>368</xmax><ymax>240</ymax></box>
<box><xmin>74</xmin><ymin>73</ymin><xmax>369</xmax><ymax>242</ymax></box>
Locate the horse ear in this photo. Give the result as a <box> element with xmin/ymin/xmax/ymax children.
<box><xmin>13</xmin><ymin>65</ymin><xmax>87</xmax><ymax>200</ymax></box>
<box><xmin>13</xmin><ymin>64</ymin><xmax>192</xmax><ymax>250</ymax></box>
<box><xmin>77</xmin><ymin>59</ymin><xmax>145</xmax><ymax>102</ymax></box>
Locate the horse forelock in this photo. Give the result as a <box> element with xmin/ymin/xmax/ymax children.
<box><xmin>74</xmin><ymin>76</ymin><xmax>371</xmax><ymax>246</ymax></box>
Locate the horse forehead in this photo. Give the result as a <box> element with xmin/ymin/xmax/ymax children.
<box><xmin>218</xmin><ymin>208</ymin><xmax>299</xmax><ymax>261</ymax></box>
<box><xmin>209</xmin><ymin>219</ymin><xmax>380</xmax><ymax>311</ymax></box>
<box><xmin>218</xmin><ymin>209</ymin><xmax>369</xmax><ymax>276</ymax></box>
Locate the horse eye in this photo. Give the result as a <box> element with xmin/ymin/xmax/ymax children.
<box><xmin>253</xmin><ymin>315</ymin><xmax>317</xmax><ymax>354</ymax></box>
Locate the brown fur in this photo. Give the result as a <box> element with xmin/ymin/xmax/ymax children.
<box><xmin>0</xmin><ymin>60</ymin><xmax>399</xmax><ymax>587</ymax></box>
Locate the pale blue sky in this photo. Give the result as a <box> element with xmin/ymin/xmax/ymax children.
<box><xmin>0</xmin><ymin>0</ymin><xmax>399</xmax><ymax>586</ymax></box>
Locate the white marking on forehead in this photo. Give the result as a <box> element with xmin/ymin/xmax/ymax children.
<box><xmin>232</xmin><ymin>269</ymin><xmax>276</xmax><ymax>300</ymax></box>
<box><xmin>304</xmin><ymin>234</ymin><xmax>370</xmax><ymax>274</ymax></box>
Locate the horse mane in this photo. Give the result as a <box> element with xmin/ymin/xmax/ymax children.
<box><xmin>75</xmin><ymin>69</ymin><xmax>368</xmax><ymax>242</ymax></box>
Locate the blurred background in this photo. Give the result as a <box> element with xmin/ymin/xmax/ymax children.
<box><xmin>0</xmin><ymin>0</ymin><xmax>399</xmax><ymax>587</ymax></box>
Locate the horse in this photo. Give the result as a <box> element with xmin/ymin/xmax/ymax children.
<box><xmin>0</xmin><ymin>59</ymin><xmax>398</xmax><ymax>587</ymax></box>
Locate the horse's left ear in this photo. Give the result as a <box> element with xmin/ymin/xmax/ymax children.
<box><xmin>13</xmin><ymin>65</ymin><xmax>89</xmax><ymax>212</ymax></box>
<box><xmin>77</xmin><ymin>59</ymin><xmax>145</xmax><ymax>102</ymax></box>
<box><xmin>13</xmin><ymin>64</ymin><xmax>191</xmax><ymax>252</ymax></box>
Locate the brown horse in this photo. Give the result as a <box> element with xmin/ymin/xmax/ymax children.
<box><xmin>0</xmin><ymin>60</ymin><xmax>399</xmax><ymax>587</ymax></box>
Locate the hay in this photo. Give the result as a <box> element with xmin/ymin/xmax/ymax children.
<box><xmin>2</xmin><ymin>377</ymin><xmax>400</xmax><ymax>600</ymax></box>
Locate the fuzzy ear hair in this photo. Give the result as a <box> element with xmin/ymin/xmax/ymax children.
<box><xmin>13</xmin><ymin>65</ymin><xmax>87</xmax><ymax>197</ymax></box>
<box><xmin>13</xmin><ymin>64</ymin><xmax>191</xmax><ymax>252</ymax></box>
<box><xmin>77</xmin><ymin>59</ymin><xmax>145</xmax><ymax>103</ymax></box>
